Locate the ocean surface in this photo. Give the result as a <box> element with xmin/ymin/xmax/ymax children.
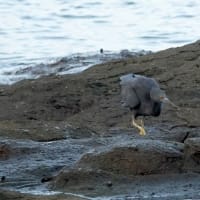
<box><xmin>0</xmin><ymin>0</ymin><xmax>200</xmax><ymax>84</ymax></box>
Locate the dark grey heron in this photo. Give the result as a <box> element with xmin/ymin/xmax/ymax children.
<box><xmin>120</xmin><ymin>73</ymin><xmax>178</xmax><ymax>136</ymax></box>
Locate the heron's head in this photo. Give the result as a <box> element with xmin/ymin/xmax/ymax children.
<box><xmin>150</xmin><ymin>88</ymin><xmax>166</xmax><ymax>101</ymax></box>
<box><xmin>150</xmin><ymin>88</ymin><xmax>178</xmax><ymax>109</ymax></box>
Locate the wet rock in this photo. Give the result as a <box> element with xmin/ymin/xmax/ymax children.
<box><xmin>52</xmin><ymin>168</ymin><xmax>112</xmax><ymax>189</ymax></box>
<box><xmin>0</xmin><ymin>141</ymin><xmax>40</xmax><ymax>161</ymax></box>
<box><xmin>51</xmin><ymin>167</ymin><xmax>132</xmax><ymax>196</ymax></box>
<box><xmin>0</xmin><ymin>189</ymin><xmax>87</xmax><ymax>200</ymax></box>
<box><xmin>76</xmin><ymin>139</ymin><xmax>184</xmax><ymax>175</ymax></box>
<box><xmin>107</xmin><ymin>126</ymin><xmax>194</xmax><ymax>143</ymax></box>
<box><xmin>41</xmin><ymin>176</ymin><xmax>53</xmax><ymax>183</ymax></box>
<box><xmin>0</xmin><ymin>120</ymin><xmax>69</xmax><ymax>141</ymax></box>
<box><xmin>0</xmin><ymin>144</ymin><xmax>11</xmax><ymax>160</ymax></box>
<box><xmin>51</xmin><ymin>167</ymin><xmax>200</xmax><ymax>198</ymax></box>
<box><xmin>1</xmin><ymin>176</ymin><xmax>6</xmax><ymax>182</ymax></box>
<box><xmin>64</xmin><ymin>125</ymin><xmax>96</xmax><ymax>139</ymax></box>
<box><xmin>183</xmin><ymin>137</ymin><xmax>200</xmax><ymax>172</ymax></box>
<box><xmin>51</xmin><ymin>139</ymin><xmax>185</xmax><ymax>194</ymax></box>
<box><xmin>106</xmin><ymin>181</ymin><xmax>113</xmax><ymax>187</ymax></box>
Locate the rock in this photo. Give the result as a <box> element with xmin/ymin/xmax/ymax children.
<box><xmin>183</xmin><ymin>137</ymin><xmax>200</xmax><ymax>172</ymax></box>
<box><xmin>50</xmin><ymin>166</ymin><xmax>200</xmax><ymax>198</ymax></box>
<box><xmin>1</xmin><ymin>176</ymin><xmax>6</xmax><ymax>182</ymax></box>
<box><xmin>0</xmin><ymin>144</ymin><xmax>11</xmax><ymax>160</ymax></box>
<box><xmin>51</xmin><ymin>167</ymin><xmax>144</xmax><ymax>196</ymax></box>
<box><xmin>0</xmin><ymin>189</ymin><xmax>87</xmax><ymax>200</ymax></box>
<box><xmin>51</xmin><ymin>139</ymin><xmax>184</xmax><ymax>194</ymax></box>
<box><xmin>0</xmin><ymin>41</ymin><xmax>199</xmax><ymax>134</ymax></box>
<box><xmin>106</xmin><ymin>181</ymin><xmax>113</xmax><ymax>187</ymax></box>
<box><xmin>0</xmin><ymin>120</ymin><xmax>69</xmax><ymax>141</ymax></box>
<box><xmin>107</xmin><ymin>127</ymin><xmax>193</xmax><ymax>143</ymax></box>
<box><xmin>76</xmin><ymin>139</ymin><xmax>184</xmax><ymax>175</ymax></box>
<box><xmin>51</xmin><ymin>168</ymin><xmax>115</xmax><ymax>192</ymax></box>
<box><xmin>41</xmin><ymin>176</ymin><xmax>53</xmax><ymax>183</ymax></box>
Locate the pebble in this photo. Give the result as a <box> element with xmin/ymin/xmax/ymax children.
<box><xmin>106</xmin><ymin>181</ymin><xmax>113</xmax><ymax>187</ymax></box>
<box><xmin>41</xmin><ymin>176</ymin><xmax>53</xmax><ymax>183</ymax></box>
<box><xmin>1</xmin><ymin>176</ymin><xmax>6</xmax><ymax>182</ymax></box>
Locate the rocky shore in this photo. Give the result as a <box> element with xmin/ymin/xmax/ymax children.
<box><xmin>0</xmin><ymin>41</ymin><xmax>200</xmax><ymax>199</ymax></box>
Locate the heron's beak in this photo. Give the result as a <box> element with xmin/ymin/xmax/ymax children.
<box><xmin>162</xmin><ymin>97</ymin><xmax>179</xmax><ymax>109</ymax></box>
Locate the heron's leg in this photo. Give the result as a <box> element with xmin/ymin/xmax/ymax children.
<box><xmin>132</xmin><ymin>116</ymin><xmax>146</xmax><ymax>136</ymax></box>
<box><xmin>136</xmin><ymin>119</ymin><xmax>145</xmax><ymax>128</ymax></box>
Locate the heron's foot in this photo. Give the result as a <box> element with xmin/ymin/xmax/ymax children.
<box><xmin>138</xmin><ymin>126</ymin><xmax>146</xmax><ymax>136</ymax></box>
<box><xmin>137</xmin><ymin>119</ymin><xmax>145</xmax><ymax>129</ymax></box>
<box><xmin>132</xmin><ymin>117</ymin><xmax>146</xmax><ymax>136</ymax></box>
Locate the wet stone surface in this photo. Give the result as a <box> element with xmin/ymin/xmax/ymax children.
<box><xmin>0</xmin><ymin>136</ymin><xmax>92</xmax><ymax>192</ymax></box>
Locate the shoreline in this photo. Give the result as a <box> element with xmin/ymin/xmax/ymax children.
<box><xmin>0</xmin><ymin>49</ymin><xmax>151</xmax><ymax>85</ymax></box>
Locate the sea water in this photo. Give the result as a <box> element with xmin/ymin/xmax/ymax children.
<box><xmin>0</xmin><ymin>0</ymin><xmax>199</xmax><ymax>84</ymax></box>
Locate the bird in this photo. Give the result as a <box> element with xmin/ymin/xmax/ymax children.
<box><xmin>120</xmin><ymin>73</ymin><xmax>178</xmax><ymax>136</ymax></box>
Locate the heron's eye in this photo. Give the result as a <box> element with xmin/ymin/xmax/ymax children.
<box><xmin>160</xmin><ymin>96</ymin><xmax>164</xmax><ymax>100</ymax></box>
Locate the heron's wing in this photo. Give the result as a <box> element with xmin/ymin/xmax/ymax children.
<box><xmin>120</xmin><ymin>74</ymin><xmax>139</xmax><ymax>108</ymax></box>
<box><xmin>120</xmin><ymin>85</ymin><xmax>139</xmax><ymax>108</ymax></box>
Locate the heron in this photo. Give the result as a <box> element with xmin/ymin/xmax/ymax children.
<box><xmin>120</xmin><ymin>73</ymin><xmax>178</xmax><ymax>136</ymax></box>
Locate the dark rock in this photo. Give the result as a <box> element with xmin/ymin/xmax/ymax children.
<box><xmin>52</xmin><ymin>168</ymin><xmax>111</xmax><ymax>189</ymax></box>
<box><xmin>41</xmin><ymin>176</ymin><xmax>53</xmax><ymax>183</ymax></box>
<box><xmin>1</xmin><ymin>176</ymin><xmax>6</xmax><ymax>182</ymax></box>
<box><xmin>50</xmin><ymin>139</ymin><xmax>185</xmax><ymax>195</ymax></box>
<box><xmin>76</xmin><ymin>139</ymin><xmax>184</xmax><ymax>175</ymax></box>
<box><xmin>106</xmin><ymin>181</ymin><xmax>113</xmax><ymax>187</ymax></box>
<box><xmin>87</xmin><ymin>187</ymin><xmax>95</xmax><ymax>190</ymax></box>
<box><xmin>183</xmin><ymin>137</ymin><xmax>200</xmax><ymax>172</ymax></box>
<box><xmin>0</xmin><ymin>144</ymin><xmax>11</xmax><ymax>160</ymax></box>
